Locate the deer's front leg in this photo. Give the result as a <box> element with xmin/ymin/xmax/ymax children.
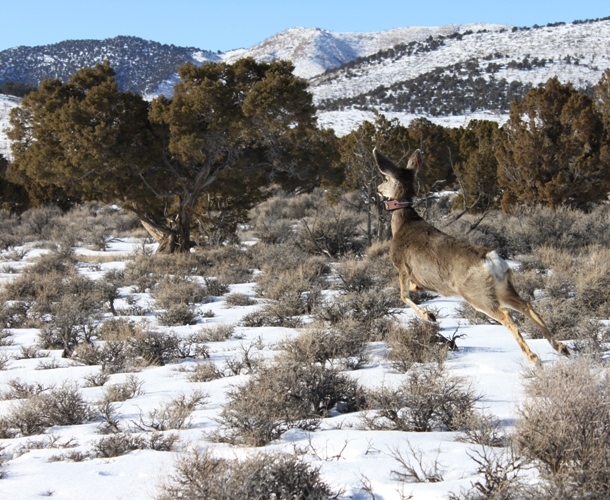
<box><xmin>398</xmin><ymin>272</ymin><xmax>436</xmax><ymax>322</ymax></box>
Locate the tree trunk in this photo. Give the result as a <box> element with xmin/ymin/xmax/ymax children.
<box><xmin>139</xmin><ymin>216</ymin><xmax>192</xmax><ymax>254</ymax></box>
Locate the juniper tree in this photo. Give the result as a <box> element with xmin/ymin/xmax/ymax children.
<box><xmin>9</xmin><ymin>59</ymin><xmax>336</xmax><ymax>252</ymax></box>
<box><xmin>496</xmin><ymin>78</ymin><xmax>610</xmax><ymax>210</ymax></box>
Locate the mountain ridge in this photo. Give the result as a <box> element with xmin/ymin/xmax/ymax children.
<box><xmin>1</xmin><ymin>17</ymin><xmax>609</xmax><ymax>153</ymax></box>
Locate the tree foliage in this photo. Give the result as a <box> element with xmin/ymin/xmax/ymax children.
<box><xmin>0</xmin><ymin>154</ymin><xmax>30</xmax><ymax>212</ymax></box>
<box><xmin>496</xmin><ymin>78</ymin><xmax>610</xmax><ymax>210</ymax></box>
<box><xmin>338</xmin><ymin>113</ymin><xmax>411</xmax><ymax>243</ymax></box>
<box><xmin>8</xmin><ymin>59</ymin><xmax>335</xmax><ymax>252</ymax></box>
<box><xmin>452</xmin><ymin>120</ymin><xmax>502</xmax><ymax>212</ymax></box>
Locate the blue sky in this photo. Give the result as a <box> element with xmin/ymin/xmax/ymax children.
<box><xmin>0</xmin><ymin>0</ymin><xmax>608</xmax><ymax>53</ymax></box>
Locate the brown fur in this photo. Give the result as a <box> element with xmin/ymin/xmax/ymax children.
<box><xmin>374</xmin><ymin>148</ymin><xmax>569</xmax><ymax>366</ymax></box>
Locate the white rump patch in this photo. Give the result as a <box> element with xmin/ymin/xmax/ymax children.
<box><xmin>484</xmin><ymin>251</ymin><xmax>509</xmax><ymax>282</ymax></box>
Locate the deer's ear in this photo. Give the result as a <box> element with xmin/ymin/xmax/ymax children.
<box><xmin>406</xmin><ymin>149</ymin><xmax>422</xmax><ymax>170</ymax></box>
<box><xmin>373</xmin><ymin>148</ymin><xmax>400</xmax><ymax>177</ymax></box>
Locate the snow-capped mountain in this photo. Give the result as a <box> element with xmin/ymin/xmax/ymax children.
<box><xmin>1</xmin><ymin>16</ymin><xmax>610</xmax><ymax>154</ymax></box>
<box><xmin>311</xmin><ymin>20</ymin><xmax>610</xmax><ymax>133</ymax></box>
<box><xmin>221</xmin><ymin>24</ymin><xmax>509</xmax><ymax>79</ymax></box>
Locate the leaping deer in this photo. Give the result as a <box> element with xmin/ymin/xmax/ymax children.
<box><xmin>374</xmin><ymin>148</ymin><xmax>569</xmax><ymax>366</ymax></box>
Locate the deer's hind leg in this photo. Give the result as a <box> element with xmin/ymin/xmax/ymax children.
<box><xmin>398</xmin><ymin>271</ymin><xmax>436</xmax><ymax>322</ymax></box>
<box><xmin>481</xmin><ymin>305</ymin><xmax>542</xmax><ymax>366</ymax></box>
<box><xmin>500</xmin><ymin>294</ymin><xmax>570</xmax><ymax>356</ymax></box>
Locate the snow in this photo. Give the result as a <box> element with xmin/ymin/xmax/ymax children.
<box><xmin>0</xmin><ymin>93</ymin><xmax>20</xmax><ymax>159</ymax></box>
<box><xmin>317</xmin><ymin>108</ymin><xmax>510</xmax><ymax>136</ymax></box>
<box><xmin>222</xmin><ymin>24</ymin><xmax>511</xmax><ymax>80</ymax></box>
<box><xmin>0</xmin><ymin>238</ymin><xmax>570</xmax><ymax>499</ymax></box>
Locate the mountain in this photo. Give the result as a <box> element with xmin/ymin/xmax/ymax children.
<box><xmin>222</xmin><ymin>24</ymin><xmax>509</xmax><ymax>79</ymax></box>
<box><xmin>1</xmin><ymin>16</ymin><xmax>610</xmax><ymax>155</ymax></box>
<box><xmin>0</xmin><ymin>35</ymin><xmax>220</xmax><ymax>96</ymax></box>
<box><xmin>311</xmin><ymin>19</ymin><xmax>610</xmax><ymax>133</ymax></box>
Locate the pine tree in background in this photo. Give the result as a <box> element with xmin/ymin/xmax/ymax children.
<box><xmin>0</xmin><ymin>154</ymin><xmax>29</xmax><ymax>212</ymax></box>
<box><xmin>452</xmin><ymin>120</ymin><xmax>502</xmax><ymax>212</ymax></box>
<box><xmin>405</xmin><ymin>117</ymin><xmax>456</xmax><ymax>192</ymax></box>
<box><xmin>496</xmin><ymin>77</ymin><xmax>609</xmax><ymax>210</ymax></box>
<box><xmin>338</xmin><ymin>113</ymin><xmax>411</xmax><ymax>244</ymax></box>
<box><xmin>594</xmin><ymin>68</ymin><xmax>610</xmax><ymax>171</ymax></box>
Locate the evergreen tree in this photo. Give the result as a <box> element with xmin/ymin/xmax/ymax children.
<box><xmin>147</xmin><ymin>58</ymin><xmax>336</xmax><ymax>251</ymax></box>
<box><xmin>452</xmin><ymin>120</ymin><xmax>502</xmax><ymax>212</ymax></box>
<box><xmin>338</xmin><ymin>113</ymin><xmax>411</xmax><ymax>243</ymax></box>
<box><xmin>496</xmin><ymin>78</ymin><xmax>609</xmax><ymax>210</ymax></box>
<box><xmin>406</xmin><ymin>118</ymin><xmax>456</xmax><ymax>191</ymax></box>
<box><xmin>0</xmin><ymin>154</ymin><xmax>29</xmax><ymax>212</ymax></box>
<box><xmin>594</xmin><ymin>69</ymin><xmax>610</xmax><ymax>170</ymax></box>
<box><xmin>9</xmin><ymin>59</ymin><xmax>333</xmax><ymax>252</ymax></box>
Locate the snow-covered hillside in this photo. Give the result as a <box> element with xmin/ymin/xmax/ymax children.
<box><xmin>222</xmin><ymin>24</ymin><xmax>509</xmax><ymax>79</ymax></box>
<box><xmin>1</xmin><ymin>18</ymin><xmax>610</xmax><ymax>145</ymax></box>
<box><xmin>311</xmin><ymin>21</ymin><xmax>610</xmax><ymax>102</ymax></box>
<box><xmin>0</xmin><ymin>94</ymin><xmax>20</xmax><ymax>159</ymax></box>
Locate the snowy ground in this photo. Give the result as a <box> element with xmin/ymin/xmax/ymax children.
<box><xmin>0</xmin><ymin>237</ymin><xmax>566</xmax><ymax>499</ymax></box>
<box><xmin>317</xmin><ymin>108</ymin><xmax>510</xmax><ymax>137</ymax></box>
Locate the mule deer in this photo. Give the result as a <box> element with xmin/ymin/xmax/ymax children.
<box><xmin>374</xmin><ymin>148</ymin><xmax>569</xmax><ymax>366</ymax></box>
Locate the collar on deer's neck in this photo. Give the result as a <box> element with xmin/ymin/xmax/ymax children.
<box><xmin>383</xmin><ymin>199</ymin><xmax>414</xmax><ymax>211</ymax></box>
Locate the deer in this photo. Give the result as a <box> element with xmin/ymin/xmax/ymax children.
<box><xmin>373</xmin><ymin>148</ymin><xmax>569</xmax><ymax>366</ymax></box>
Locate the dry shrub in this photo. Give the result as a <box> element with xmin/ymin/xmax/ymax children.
<box><xmin>101</xmin><ymin>374</ymin><xmax>145</xmax><ymax>402</ymax></box>
<box><xmin>75</xmin><ymin>325</ymin><xmax>189</xmax><ymax>371</ymax></box>
<box><xmin>224</xmin><ymin>293</ymin><xmax>257</xmax><ymax>307</ymax></box>
<box><xmin>0</xmin><ymin>351</ymin><xmax>10</xmax><ymax>370</ymax></box>
<box><xmin>152</xmin><ymin>276</ymin><xmax>207</xmax><ymax>325</ymax></box>
<box><xmin>457</xmin><ymin>302</ymin><xmax>495</xmax><ymax>326</ymax></box>
<box><xmin>158</xmin><ymin>449</ymin><xmax>338</xmax><ymax>500</ymax></box>
<box><xmin>245</xmin><ymin>270</ymin><xmax>323</xmax><ymax>327</ymax></box>
<box><xmin>82</xmin><ymin>370</ymin><xmax>111</xmax><ymax>387</ymax></box>
<box><xmin>5</xmin><ymin>382</ymin><xmax>92</xmax><ymax>436</ymax></box>
<box><xmin>0</xmin><ymin>301</ymin><xmax>31</xmax><ymax>329</ymax></box>
<box><xmin>213</xmin><ymin>361</ymin><xmax>362</xmax><ymax>446</ymax></box>
<box><xmin>1</xmin><ymin>378</ymin><xmax>47</xmax><ymax>400</ymax></box>
<box><xmin>251</xmin><ymin>242</ymin><xmax>308</xmax><ymax>273</ymax></box>
<box><xmin>314</xmin><ymin>289</ymin><xmax>398</xmax><ymax>340</ymax></box>
<box><xmin>195</xmin><ymin>323</ymin><xmax>235</xmax><ymax>342</ymax></box>
<box><xmin>387</xmin><ymin>318</ymin><xmax>451</xmax><ymax>372</ymax></box>
<box><xmin>92</xmin><ymin>432</ymin><xmax>179</xmax><ymax>458</ymax></box>
<box><xmin>362</xmin><ymin>364</ymin><xmax>479</xmax><ymax>432</ymax></box>
<box><xmin>296</xmin><ymin>205</ymin><xmax>366</xmax><ymax>257</ymax></box>
<box><xmin>97</xmin><ymin>318</ymin><xmax>142</xmax><ymax>341</ymax></box>
<box><xmin>280</xmin><ymin>319</ymin><xmax>370</xmax><ymax>370</ymax></box>
<box><xmin>156</xmin><ymin>303</ymin><xmax>198</xmax><ymax>326</ymax></box>
<box><xmin>19</xmin><ymin>206</ymin><xmax>63</xmax><ymax>239</ymax></box>
<box><xmin>448</xmin><ymin>446</ymin><xmax>528</xmax><ymax>500</ymax></box>
<box><xmin>574</xmin><ymin>246</ymin><xmax>610</xmax><ymax>317</ymax></box>
<box><xmin>184</xmin><ymin>362</ymin><xmax>225</xmax><ymax>382</ymax></box>
<box><xmin>126</xmin><ymin>251</ymin><xmax>212</xmax><ymax>278</ymax></box>
<box><xmin>125</xmin><ymin>329</ymin><xmax>184</xmax><ymax>366</ymax></box>
<box><xmin>38</xmin><ymin>292</ymin><xmax>101</xmax><ymax>355</ymax></box>
<box><xmin>134</xmin><ymin>391</ymin><xmax>207</xmax><ymax>432</ymax></box>
<box><xmin>335</xmin><ymin>258</ymin><xmax>377</xmax><ymax>293</ymax></box>
<box><xmin>455</xmin><ymin>412</ymin><xmax>510</xmax><ymax>448</ymax></box>
<box><xmin>514</xmin><ymin>358</ymin><xmax>610</xmax><ymax>499</ymax></box>
<box><xmin>223</xmin><ymin>342</ymin><xmax>264</xmax><ymax>376</ymax></box>
<box><xmin>205</xmin><ymin>245</ymin><xmax>254</xmax><ymax>284</ymax></box>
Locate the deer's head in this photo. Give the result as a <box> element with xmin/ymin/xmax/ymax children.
<box><xmin>374</xmin><ymin>149</ymin><xmax>422</xmax><ymax>201</ymax></box>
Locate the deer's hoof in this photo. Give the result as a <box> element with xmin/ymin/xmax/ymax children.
<box><xmin>424</xmin><ymin>311</ymin><xmax>437</xmax><ymax>322</ymax></box>
<box><xmin>531</xmin><ymin>354</ymin><xmax>542</xmax><ymax>368</ymax></box>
